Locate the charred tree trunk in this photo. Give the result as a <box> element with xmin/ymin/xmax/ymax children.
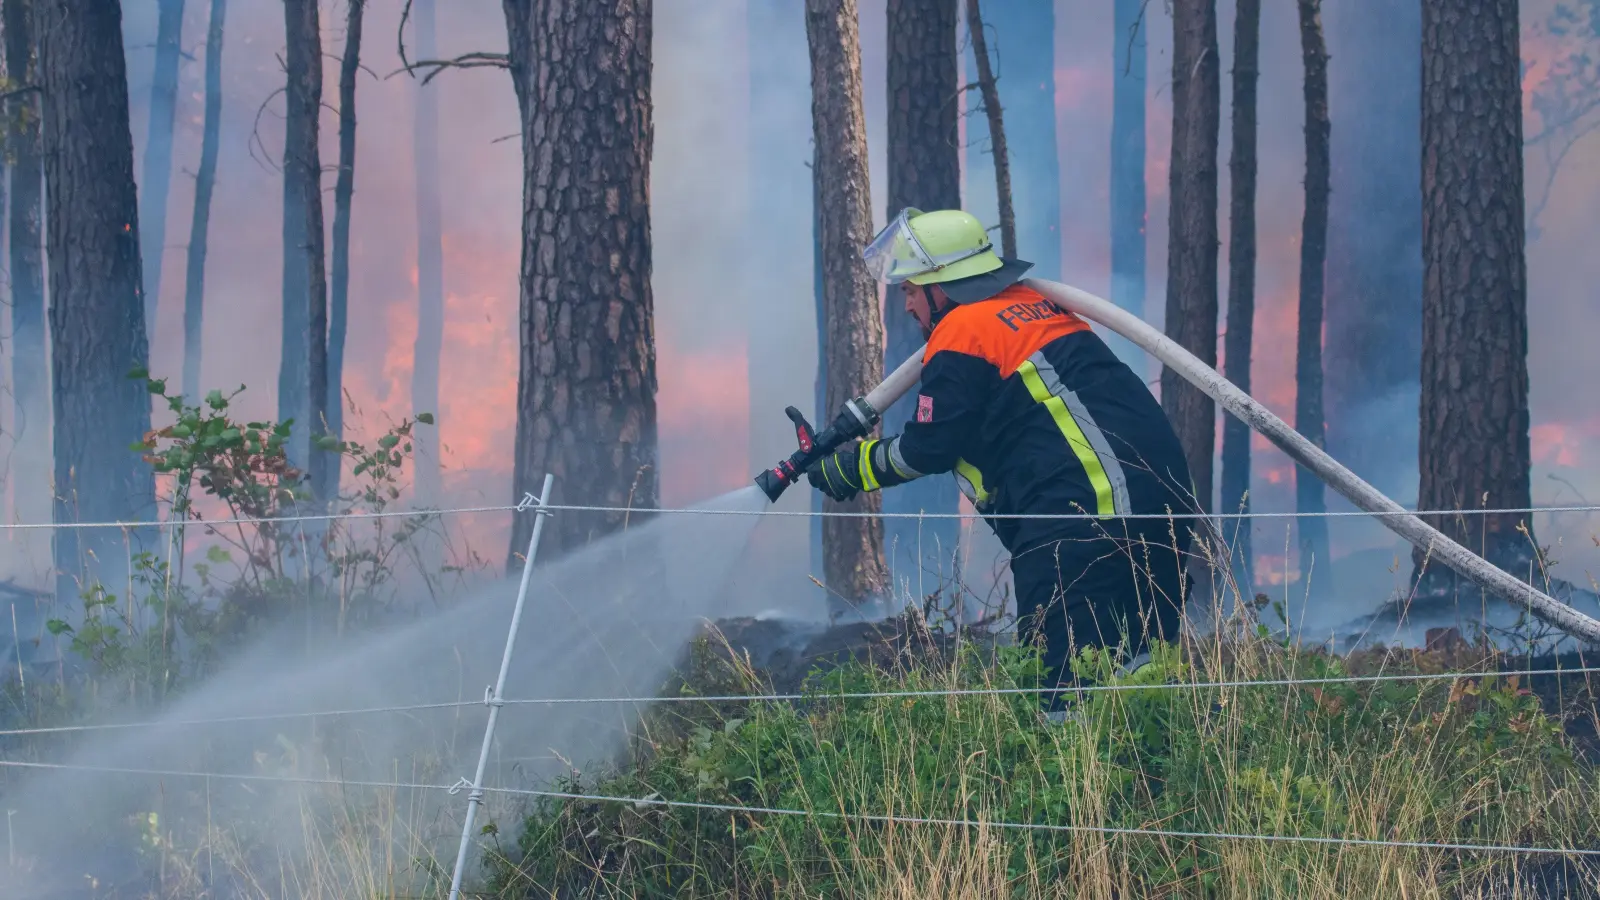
<box><xmin>411</xmin><ymin>0</ymin><xmax>443</xmax><ymax>511</ymax></box>
<box><xmin>884</xmin><ymin>0</ymin><xmax>960</xmax><ymax>582</ymax></box>
<box><xmin>139</xmin><ymin>0</ymin><xmax>184</xmax><ymax>327</ymax></box>
<box><xmin>1415</xmin><ymin>0</ymin><xmax>1535</xmax><ymax>593</ymax></box>
<box><xmin>278</xmin><ymin>0</ymin><xmax>329</xmax><ymax>503</ymax></box>
<box><xmin>502</xmin><ymin>0</ymin><xmax>657</xmax><ymax>563</ymax></box>
<box><xmin>6</xmin><ymin>0</ymin><xmax>47</xmax><ymax>520</ymax></box>
<box><xmin>36</xmin><ymin>0</ymin><xmax>155</xmax><ymax>595</ymax></box>
<box><xmin>1221</xmin><ymin>0</ymin><xmax>1258</xmax><ymax>584</ymax></box>
<box><xmin>962</xmin><ymin>0</ymin><xmax>1057</xmax><ymax>278</ymax></box>
<box><xmin>1107</xmin><ymin>0</ymin><xmax>1148</xmax><ymax>369</ymax></box>
<box><xmin>1162</xmin><ymin>0</ymin><xmax>1221</xmax><ymax>515</ymax></box>
<box><xmin>1295</xmin><ymin>0</ymin><xmax>1331</xmax><ymax>597</ymax></box>
<box><xmin>1324</xmin><ymin>0</ymin><xmax>1422</xmax><ymax>501</ymax></box>
<box><xmin>806</xmin><ymin>0</ymin><xmax>889</xmax><ymax>609</ymax></box>
<box><xmin>181</xmin><ymin>0</ymin><xmax>226</xmax><ymax>403</ymax></box>
<box><xmin>965</xmin><ymin>0</ymin><xmax>1014</xmax><ymax>258</ymax></box>
<box><xmin>328</xmin><ymin>0</ymin><xmax>362</xmax><ymax>504</ymax></box>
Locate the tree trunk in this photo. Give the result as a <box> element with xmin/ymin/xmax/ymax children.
<box><xmin>1323</xmin><ymin>0</ymin><xmax>1422</xmax><ymax>500</ymax></box>
<box><xmin>965</xmin><ymin>0</ymin><xmax>1014</xmax><ymax>258</ymax></box>
<box><xmin>36</xmin><ymin>0</ymin><xmax>155</xmax><ymax>596</ymax></box>
<box><xmin>962</xmin><ymin>0</ymin><xmax>1058</xmax><ymax>278</ymax></box>
<box><xmin>1162</xmin><ymin>0</ymin><xmax>1221</xmax><ymax>515</ymax></box>
<box><xmin>1415</xmin><ymin>0</ymin><xmax>1534</xmax><ymax>593</ymax></box>
<box><xmin>411</xmin><ymin>0</ymin><xmax>443</xmax><ymax>511</ymax></box>
<box><xmin>1221</xmin><ymin>0</ymin><xmax>1258</xmax><ymax>585</ymax></box>
<box><xmin>806</xmin><ymin>0</ymin><xmax>889</xmax><ymax>609</ymax></box>
<box><xmin>139</xmin><ymin>0</ymin><xmax>185</xmax><ymax>327</ymax></box>
<box><xmin>502</xmin><ymin>0</ymin><xmax>657</xmax><ymax>564</ymax></box>
<box><xmin>1295</xmin><ymin>0</ymin><xmax>1331</xmax><ymax>597</ymax></box>
<box><xmin>1107</xmin><ymin>0</ymin><xmax>1147</xmax><ymax>370</ymax></box>
<box><xmin>884</xmin><ymin>0</ymin><xmax>960</xmax><ymax>583</ymax></box>
<box><xmin>181</xmin><ymin>0</ymin><xmax>226</xmax><ymax>403</ymax></box>
<box><xmin>328</xmin><ymin>0</ymin><xmax>362</xmax><ymax>504</ymax></box>
<box><xmin>278</xmin><ymin>0</ymin><xmax>329</xmax><ymax>503</ymax></box>
<box><xmin>6</xmin><ymin>0</ymin><xmax>47</xmax><ymax>525</ymax></box>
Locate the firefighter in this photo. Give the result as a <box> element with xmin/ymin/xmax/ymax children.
<box><xmin>806</xmin><ymin>207</ymin><xmax>1197</xmax><ymax>693</ymax></box>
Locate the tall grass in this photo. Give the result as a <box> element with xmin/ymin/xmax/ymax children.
<box><xmin>483</xmin><ymin>606</ymin><xmax>1600</xmax><ymax>899</ymax></box>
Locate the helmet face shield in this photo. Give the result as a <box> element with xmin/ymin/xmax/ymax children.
<box><xmin>861</xmin><ymin>207</ymin><xmax>998</xmax><ymax>285</ymax></box>
<box><xmin>861</xmin><ymin>207</ymin><xmax>932</xmax><ymax>284</ymax></box>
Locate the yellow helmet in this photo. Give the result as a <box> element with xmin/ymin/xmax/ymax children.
<box><xmin>861</xmin><ymin>207</ymin><xmax>1003</xmax><ymax>286</ymax></box>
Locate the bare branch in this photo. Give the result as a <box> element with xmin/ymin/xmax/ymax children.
<box><xmin>248</xmin><ymin>86</ymin><xmax>288</xmax><ymax>175</ymax></box>
<box><xmin>397</xmin><ymin>0</ymin><xmax>415</xmax><ymax>75</ymax></box>
<box><xmin>0</xmin><ymin>84</ymin><xmax>39</xmax><ymax>104</ymax></box>
<box><xmin>385</xmin><ymin>52</ymin><xmax>510</xmax><ymax>86</ymax></box>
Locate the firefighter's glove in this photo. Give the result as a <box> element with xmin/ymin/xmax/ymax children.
<box><xmin>806</xmin><ymin>438</ymin><xmax>918</xmax><ymax>503</ymax></box>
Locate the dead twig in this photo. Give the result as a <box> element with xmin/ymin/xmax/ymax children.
<box><xmin>386</xmin><ymin>52</ymin><xmax>510</xmax><ymax>87</ymax></box>
<box><xmin>965</xmin><ymin>0</ymin><xmax>1016</xmax><ymax>257</ymax></box>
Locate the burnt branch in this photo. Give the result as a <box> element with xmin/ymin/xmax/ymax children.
<box><xmin>965</xmin><ymin>0</ymin><xmax>1015</xmax><ymax>257</ymax></box>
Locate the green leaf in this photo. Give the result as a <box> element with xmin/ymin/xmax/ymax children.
<box><xmin>416</xmin><ymin>412</ymin><xmax>435</xmax><ymax>425</ymax></box>
<box><xmin>129</xmin><ymin>440</ymin><xmax>153</xmax><ymax>452</ymax></box>
<box><xmin>128</xmin><ymin>366</ymin><xmax>150</xmax><ymax>381</ymax></box>
<box><xmin>378</xmin><ymin>434</ymin><xmax>400</xmax><ymax>451</ymax></box>
<box><xmin>204</xmin><ymin>389</ymin><xmax>226</xmax><ymax>409</ymax></box>
<box><xmin>45</xmin><ymin>618</ymin><xmax>73</xmax><ymax>636</ymax></box>
<box><xmin>206</xmin><ymin>545</ymin><xmax>231</xmax><ymax>564</ymax></box>
<box><xmin>147</xmin><ymin>378</ymin><xmax>168</xmax><ymax>395</ymax></box>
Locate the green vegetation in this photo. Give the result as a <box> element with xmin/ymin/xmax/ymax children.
<box><xmin>483</xmin><ymin>624</ymin><xmax>1600</xmax><ymax>899</ymax></box>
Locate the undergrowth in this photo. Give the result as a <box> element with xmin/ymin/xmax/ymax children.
<box><xmin>483</xmin><ymin>624</ymin><xmax>1600</xmax><ymax>900</ymax></box>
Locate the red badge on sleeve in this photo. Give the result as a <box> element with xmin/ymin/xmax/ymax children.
<box><xmin>916</xmin><ymin>394</ymin><xmax>934</xmax><ymax>423</ymax></box>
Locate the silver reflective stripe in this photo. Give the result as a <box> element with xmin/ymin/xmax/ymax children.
<box><xmin>885</xmin><ymin>437</ymin><xmax>923</xmax><ymax>479</ymax></box>
<box><xmin>1026</xmin><ymin>352</ymin><xmax>1132</xmax><ymax>516</ymax></box>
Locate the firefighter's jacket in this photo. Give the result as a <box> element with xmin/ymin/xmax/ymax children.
<box><xmin>892</xmin><ymin>284</ymin><xmax>1195</xmax><ymax>555</ymax></box>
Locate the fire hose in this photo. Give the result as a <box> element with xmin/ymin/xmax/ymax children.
<box><xmin>753</xmin><ymin>277</ymin><xmax>1600</xmax><ymax>645</ymax></box>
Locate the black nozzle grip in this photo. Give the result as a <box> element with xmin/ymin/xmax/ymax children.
<box><xmin>785</xmin><ymin>406</ymin><xmax>816</xmax><ymax>454</ymax></box>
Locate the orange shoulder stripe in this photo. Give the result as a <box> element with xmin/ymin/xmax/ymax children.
<box><xmin>922</xmin><ymin>284</ymin><xmax>1091</xmax><ymax>377</ymax></box>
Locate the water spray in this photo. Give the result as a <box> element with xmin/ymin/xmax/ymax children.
<box><xmin>752</xmin><ymin>277</ymin><xmax>1600</xmax><ymax>645</ymax></box>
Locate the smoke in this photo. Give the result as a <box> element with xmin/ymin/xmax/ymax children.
<box><xmin>0</xmin><ymin>487</ymin><xmax>808</xmax><ymax>894</ymax></box>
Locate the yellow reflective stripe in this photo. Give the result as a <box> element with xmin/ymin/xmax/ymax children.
<box><xmin>1016</xmin><ymin>360</ymin><xmax>1115</xmax><ymax>518</ymax></box>
<box><xmin>857</xmin><ymin>440</ymin><xmax>881</xmax><ymax>491</ymax></box>
<box><xmin>953</xmin><ymin>458</ymin><xmax>991</xmax><ymax>505</ymax></box>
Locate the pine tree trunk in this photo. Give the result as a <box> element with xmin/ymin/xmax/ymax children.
<box><xmin>1221</xmin><ymin>0</ymin><xmax>1258</xmax><ymax>585</ymax></box>
<box><xmin>1295</xmin><ymin>0</ymin><xmax>1331</xmax><ymax>597</ymax></box>
<box><xmin>279</xmin><ymin>0</ymin><xmax>329</xmax><ymax>502</ymax></box>
<box><xmin>1324</xmin><ymin>0</ymin><xmax>1422</xmax><ymax>498</ymax></box>
<box><xmin>411</xmin><ymin>0</ymin><xmax>443</xmax><ymax>511</ymax></box>
<box><xmin>502</xmin><ymin>0</ymin><xmax>657</xmax><ymax>564</ymax></box>
<box><xmin>36</xmin><ymin>0</ymin><xmax>155</xmax><ymax>595</ymax></box>
<box><xmin>1162</xmin><ymin>0</ymin><xmax>1221</xmax><ymax>515</ymax></box>
<box><xmin>328</xmin><ymin>0</ymin><xmax>362</xmax><ymax>504</ymax></box>
<box><xmin>884</xmin><ymin>0</ymin><xmax>960</xmax><ymax>582</ymax></box>
<box><xmin>139</xmin><ymin>0</ymin><xmax>185</xmax><ymax>327</ymax></box>
<box><xmin>965</xmin><ymin>0</ymin><xmax>1014</xmax><ymax>258</ymax></box>
<box><xmin>182</xmin><ymin>0</ymin><xmax>226</xmax><ymax>403</ymax></box>
<box><xmin>1107</xmin><ymin>0</ymin><xmax>1147</xmax><ymax>369</ymax></box>
<box><xmin>806</xmin><ymin>0</ymin><xmax>889</xmax><ymax>608</ymax></box>
<box><xmin>1415</xmin><ymin>0</ymin><xmax>1534</xmax><ymax>592</ymax></box>
<box><xmin>6</xmin><ymin>0</ymin><xmax>48</xmax><ymax>525</ymax></box>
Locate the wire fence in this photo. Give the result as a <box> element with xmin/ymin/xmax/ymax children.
<box><xmin>0</xmin><ymin>758</ymin><xmax>1593</xmax><ymax>859</ymax></box>
<box><xmin>4</xmin><ymin>665</ymin><xmax>1599</xmax><ymax>740</ymax></box>
<box><xmin>5</xmin><ymin>500</ymin><xmax>1600</xmax><ymax>530</ymax></box>
<box><xmin>4</xmin><ymin>491</ymin><xmax>1600</xmax><ymax>887</ymax></box>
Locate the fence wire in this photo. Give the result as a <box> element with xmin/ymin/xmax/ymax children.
<box><xmin>0</xmin><ymin>758</ymin><xmax>1592</xmax><ymax>858</ymax></box>
<box><xmin>4</xmin><ymin>501</ymin><xmax>1599</xmax><ymax>531</ymax></box>
<box><xmin>4</xmin><ymin>666</ymin><xmax>1597</xmax><ymax>740</ymax></box>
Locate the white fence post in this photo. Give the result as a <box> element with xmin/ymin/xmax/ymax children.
<box><xmin>447</xmin><ymin>472</ymin><xmax>555</xmax><ymax>900</ymax></box>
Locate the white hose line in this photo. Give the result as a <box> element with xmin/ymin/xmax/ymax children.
<box><xmin>1016</xmin><ymin>277</ymin><xmax>1600</xmax><ymax>645</ymax></box>
<box><xmin>858</xmin><ymin>279</ymin><xmax>1600</xmax><ymax>644</ymax></box>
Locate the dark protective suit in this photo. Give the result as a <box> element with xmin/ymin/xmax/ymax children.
<box><xmin>884</xmin><ymin>283</ymin><xmax>1196</xmax><ymax>681</ymax></box>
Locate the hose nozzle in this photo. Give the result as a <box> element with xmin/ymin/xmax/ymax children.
<box><xmin>752</xmin><ymin>398</ymin><xmax>879</xmax><ymax>503</ymax></box>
